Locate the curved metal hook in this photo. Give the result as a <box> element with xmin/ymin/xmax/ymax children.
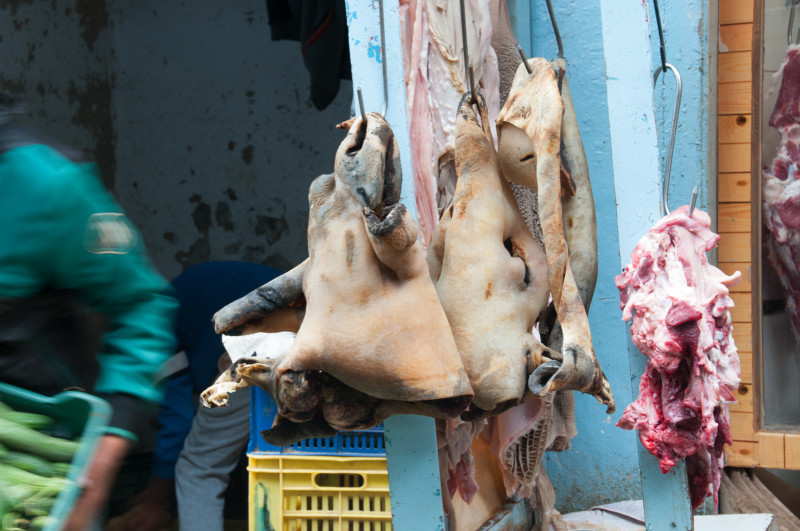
<box><xmin>790</xmin><ymin>0</ymin><xmax>800</xmax><ymax>46</ymax></box>
<box><xmin>544</xmin><ymin>0</ymin><xmax>564</xmax><ymax>60</ymax></box>
<box><xmin>378</xmin><ymin>0</ymin><xmax>388</xmax><ymax>115</ymax></box>
<box><xmin>654</xmin><ymin>63</ymin><xmax>682</xmax><ymax>217</ymax></box>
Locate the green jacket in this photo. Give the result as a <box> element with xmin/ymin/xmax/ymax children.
<box><xmin>0</xmin><ymin>142</ymin><xmax>178</xmax><ymax>441</ymax></box>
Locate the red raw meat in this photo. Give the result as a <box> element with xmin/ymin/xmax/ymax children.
<box><xmin>615</xmin><ymin>207</ymin><xmax>741</xmax><ymax>511</ymax></box>
<box><xmin>764</xmin><ymin>44</ymin><xmax>800</xmax><ymax>346</ymax></box>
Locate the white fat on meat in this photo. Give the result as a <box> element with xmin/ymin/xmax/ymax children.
<box><xmin>399</xmin><ymin>0</ymin><xmax>501</xmax><ymax>247</ymax></box>
<box><xmin>615</xmin><ymin>206</ymin><xmax>741</xmax><ymax>511</ymax></box>
<box><xmin>763</xmin><ymin>44</ymin><xmax>800</xmax><ymax>347</ymax></box>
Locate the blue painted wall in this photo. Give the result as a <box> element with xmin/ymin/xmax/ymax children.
<box><xmin>517</xmin><ymin>0</ymin><xmax>713</xmax><ymax>514</ymax></box>
<box><xmin>523</xmin><ymin>1</ymin><xmax>643</xmax><ymax>512</ymax></box>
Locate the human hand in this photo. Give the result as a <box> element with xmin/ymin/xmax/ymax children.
<box><xmin>62</xmin><ymin>434</ymin><xmax>131</xmax><ymax>531</ymax></box>
<box><xmin>123</xmin><ymin>477</ymin><xmax>174</xmax><ymax>531</ymax></box>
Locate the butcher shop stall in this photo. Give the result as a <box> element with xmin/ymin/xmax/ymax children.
<box><xmin>1</xmin><ymin>0</ymin><xmax>800</xmax><ymax>529</ymax></box>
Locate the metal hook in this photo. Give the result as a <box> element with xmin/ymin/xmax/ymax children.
<box><xmin>544</xmin><ymin>0</ymin><xmax>564</xmax><ymax>60</ymax></box>
<box><xmin>517</xmin><ymin>45</ymin><xmax>532</xmax><ymax>74</ymax></box>
<box><xmin>357</xmin><ymin>85</ymin><xmax>367</xmax><ymax>123</ymax></box>
<box><xmin>459</xmin><ymin>0</ymin><xmax>474</xmax><ymax>98</ymax></box>
<box><xmin>688</xmin><ymin>186</ymin><xmax>698</xmax><ymax>218</ymax></box>
<box><xmin>654</xmin><ymin>63</ymin><xmax>682</xmax><ymax>217</ymax></box>
<box><xmin>789</xmin><ymin>0</ymin><xmax>800</xmax><ymax>46</ymax></box>
<box><xmin>378</xmin><ymin>0</ymin><xmax>388</xmax><ymax>115</ymax></box>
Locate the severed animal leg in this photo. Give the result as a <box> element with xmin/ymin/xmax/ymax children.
<box><xmin>363</xmin><ymin>203</ymin><xmax>427</xmax><ymax>280</ymax></box>
<box><xmin>213</xmin><ymin>259</ymin><xmax>308</xmax><ymax>335</ymax></box>
<box><xmin>498</xmin><ymin>59</ymin><xmax>614</xmax><ymax>413</ymax></box>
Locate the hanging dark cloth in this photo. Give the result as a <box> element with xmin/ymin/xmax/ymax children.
<box><xmin>266</xmin><ymin>0</ymin><xmax>352</xmax><ymax>111</ymax></box>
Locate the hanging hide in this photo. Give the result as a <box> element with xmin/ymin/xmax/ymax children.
<box><xmin>427</xmin><ymin>93</ymin><xmax>553</xmax><ymax>415</ymax></box>
<box><xmin>204</xmin><ymin>113</ymin><xmax>473</xmax><ymax>442</ymax></box>
<box><xmin>496</xmin><ymin>58</ymin><xmax>614</xmax><ymax>412</ymax></box>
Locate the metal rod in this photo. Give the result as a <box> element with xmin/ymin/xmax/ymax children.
<box><xmin>544</xmin><ymin>0</ymin><xmax>564</xmax><ymax>60</ymax></box>
<box><xmin>378</xmin><ymin>0</ymin><xmax>388</xmax><ymax>115</ymax></box>
<box><xmin>789</xmin><ymin>0</ymin><xmax>800</xmax><ymax>45</ymax></box>
<box><xmin>517</xmin><ymin>45</ymin><xmax>532</xmax><ymax>74</ymax></box>
<box><xmin>688</xmin><ymin>186</ymin><xmax>698</xmax><ymax>218</ymax></box>
<box><xmin>652</xmin><ymin>0</ymin><xmax>667</xmax><ymax>72</ymax></box>
<box><xmin>459</xmin><ymin>0</ymin><xmax>472</xmax><ymax>96</ymax></box>
<box><xmin>357</xmin><ymin>85</ymin><xmax>367</xmax><ymax>123</ymax></box>
<box><xmin>654</xmin><ymin>63</ymin><xmax>682</xmax><ymax>217</ymax></box>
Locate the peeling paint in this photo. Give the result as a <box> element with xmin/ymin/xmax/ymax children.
<box><xmin>241</xmin><ymin>144</ymin><xmax>254</xmax><ymax>164</ymax></box>
<box><xmin>191</xmin><ymin>200</ymin><xmax>212</xmax><ymax>235</ymax></box>
<box><xmin>67</xmin><ymin>75</ymin><xmax>115</xmax><ymax>185</ymax></box>
<box><xmin>215</xmin><ymin>200</ymin><xmax>235</xmax><ymax>232</ymax></box>
<box><xmin>74</xmin><ymin>0</ymin><xmax>108</xmax><ymax>52</ymax></box>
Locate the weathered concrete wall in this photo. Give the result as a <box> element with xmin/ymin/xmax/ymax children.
<box><xmin>0</xmin><ymin>0</ymin><xmax>116</xmax><ymax>185</ymax></box>
<box><xmin>110</xmin><ymin>2</ymin><xmax>353</xmax><ymax>279</ymax></box>
<box><xmin>0</xmin><ymin>1</ymin><xmax>353</xmax><ymax>279</ymax></box>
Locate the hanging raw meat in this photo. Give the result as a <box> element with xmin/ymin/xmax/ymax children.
<box><xmin>202</xmin><ymin>113</ymin><xmax>473</xmax><ymax>443</ymax></box>
<box><xmin>496</xmin><ymin>57</ymin><xmax>614</xmax><ymax>412</ymax></box>
<box><xmin>615</xmin><ymin>206</ymin><xmax>741</xmax><ymax>510</ymax></box>
<box><xmin>428</xmin><ymin>93</ymin><xmax>552</xmax><ymax>415</ymax></box>
<box><xmin>399</xmin><ymin>0</ymin><xmax>501</xmax><ymax>246</ymax></box>
<box><xmin>763</xmin><ymin>44</ymin><xmax>800</xmax><ymax>347</ymax></box>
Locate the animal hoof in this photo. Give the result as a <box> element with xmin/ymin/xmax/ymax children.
<box><xmin>528</xmin><ymin>360</ymin><xmax>562</xmax><ymax>395</ymax></box>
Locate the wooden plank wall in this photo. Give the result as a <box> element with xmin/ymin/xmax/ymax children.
<box><xmin>719</xmin><ymin>0</ymin><xmax>800</xmax><ymax>470</ymax></box>
<box><xmin>719</xmin><ymin>0</ymin><xmax>761</xmax><ymax>468</ymax></box>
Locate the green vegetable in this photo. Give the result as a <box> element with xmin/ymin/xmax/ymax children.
<box><xmin>30</xmin><ymin>516</ymin><xmax>56</xmax><ymax>531</ymax></box>
<box><xmin>48</xmin><ymin>462</ymin><xmax>71</xmax><ymax>477</ymax></box>
<box><xmin>0</xmin><ymin>465</ymin><xmax>67</xmax><ymax>495</ymax></box>
<box><xmin>0</xmin><ymin>418</ymin><xmax>78</xmax><ymax>462</ymax></box>
<box><xmin>0</xmin><ymin>452</ymin><xmax>55</xmax><ymax>477</ymax></box>
<box><xmin>0</xmin><ymin>412</ymin><xmax>53</xmax><ymax>431</ymax></box>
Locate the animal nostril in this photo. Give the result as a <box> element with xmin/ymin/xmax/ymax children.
<box><xmin>520</xmin><ymin>154</ymin><xmax>534</xmax><ymax>162</ymax></box>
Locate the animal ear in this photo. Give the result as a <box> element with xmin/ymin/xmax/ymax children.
<box><xmin>214</xmin><ymin>259</ymin><xmax>308</xmax><ymax>335</ymax></box>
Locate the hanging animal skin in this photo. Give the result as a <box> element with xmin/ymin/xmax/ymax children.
<box><xmin>202</xmin><ymin>113</ymin><xmax>473</xmax><ymax>443</ymax></box>
<box><xmin>427</xmin><ymin>93</ymin><xmax>553</xmax><ymax>416</ymax></box>
<box><xmin>496</xmin><ymin>58</ymin><xmax>614</xmax><ymax>412</ymax></box>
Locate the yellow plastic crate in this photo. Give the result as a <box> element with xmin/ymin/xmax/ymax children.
<box><xmin>248</xmin><ymin>454</ymin><xmax>393</xmax><ymax>530</ymax></box>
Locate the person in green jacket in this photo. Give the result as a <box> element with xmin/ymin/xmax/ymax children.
<box><xmin>0</xmin><ymin>93</ymin><xmax>178</xmax><ymax>530</ymax></box>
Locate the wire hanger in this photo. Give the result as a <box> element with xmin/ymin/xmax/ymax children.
<box><xmin>459</xmin><ymin>0</ymin><xmax>476</xmax><ymax>101</ymax></box>
<box><xmin>652</xmin><ymin>0</ymin><xmax>695</xmax><ymax>218</ymax></box>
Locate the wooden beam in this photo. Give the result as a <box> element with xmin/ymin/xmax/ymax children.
<box><xmin>758</xmin><ymin>432</ymin><xmax>786</xmax><ymax>468</ymax></box>
<box><xmin>719</xmin><ymin>23</ymin><xmax>753</xmax><ymax>52</ymax></box>
<box><xmin>719</xmin><ymin>51</ymin><xmax>753</xmax><ymax>84</ymax></box>
<box><xmin>719</xmin><ymin>81</ymin><xmax>752</xmax><ymax>115</ymax></box>
<box><xmin>729</xmin><ymin>411</ymin><xmax>756</xmax><ymax>441</ymax></box>
<box><xmin>718</xmin><ymin>232</ymin><xmax>752</xmax><ymax>262</ymax></box>
<box><xmin>719</xmin><ymin>143</ymin><xmax>751</xmax><ymax>173</ymax></box>
<box><xmin>720</xmin><ymin>0</ymin><xmax>755</xmax><ymax>25</ymax></box>
<box><xmin>738</xmin><ymin>350</ymin><xmax>753</xmax><ymax>385</ymax></box>
<box><xmin>784</xmin><ymin>434</ymin><xmax>800</xmax><ymax>470</ymax></box>
<box><xmin>730</xmin><ymin>382</ymin><xmax>754</xmax><ymax>413</ymax></box>
<box><xmin>727</xmin><ymin>440</ymin><xmax>758</xmax><ymax>467</ymax></box>
<box><xmin>718</xmin><ymin>115</ymin><xmax>751</xmax><ymax>144</ymax></box>
<box><xmin>718</xmin><ymin>203</ymin><xmax>752</xmax><ymax>232</ymax></box>
<box><xmin>730</xmin><ymin>292</ymin><xmax>753</xmax><ymax>323</ymax></box>
<box><xmin>718</xmin><ymin>173</ymin><xmax>751</xmax><ymax>202</ymax></box>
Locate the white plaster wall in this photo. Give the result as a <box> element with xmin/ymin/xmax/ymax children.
<box><xmin>0</xmin><ymin>0</ymin><xmax>115</xmax><ymax>183</ymax></box>
<box><xmin>1</xmin><ymin>1</ymin><xmax>353</xmax><ymax>280</ymax></box>
<box><xmin>110</xmin><ymin>1</ymin><xmax>353</xmax><ymax>279</ymax></box>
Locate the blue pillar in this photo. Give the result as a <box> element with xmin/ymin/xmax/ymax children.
<box><xmin>344</xmin><ymin>1</ymin><xmax>446</xmax><ymax>529</ymax></box>
<box><xmin>601</xmin><ymin>1</ymin><xmax>693</xmax><ymax>529</ymax></box>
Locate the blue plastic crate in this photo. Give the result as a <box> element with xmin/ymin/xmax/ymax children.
<box><xmin>248</xmin><ymin>387</ymin><xmax>386</xmax><ymax>456</ymax></box>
